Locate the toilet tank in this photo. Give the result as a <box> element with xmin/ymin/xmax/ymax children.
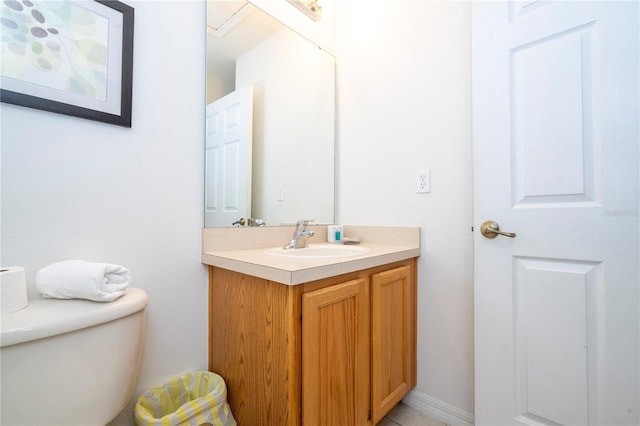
<box><xmin>1</xmin><ymin>288</ymin><xmax>148</xmax><ymax>426</ymax></box>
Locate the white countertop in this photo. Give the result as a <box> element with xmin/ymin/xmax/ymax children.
<box><xmin>201</xmin><ymin>226</ymin><xmax>421</xmax><ymax>285</ymax></box>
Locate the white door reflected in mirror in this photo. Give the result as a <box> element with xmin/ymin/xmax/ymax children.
<box><xmin>205</xmin><ymin>86</ymin><xmax>253</xmax><ymax>227</ymax></box>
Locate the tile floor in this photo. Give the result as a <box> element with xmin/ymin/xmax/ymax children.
<box><xmin>378</xmin><ymin>402</ymin><xmax>450</xmax><ymax>426</ymax></box>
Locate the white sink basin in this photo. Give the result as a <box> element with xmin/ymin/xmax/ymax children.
<box><xmin>265</xmin><ymin>244</ymin><xmax>370</xmax><ymax>259</ymax></box>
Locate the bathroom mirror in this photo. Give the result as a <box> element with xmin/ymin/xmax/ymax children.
<box><xmin>205</xmin><ymin>1</ymin><xmax>335</xmax><ymax>228</ymax></box>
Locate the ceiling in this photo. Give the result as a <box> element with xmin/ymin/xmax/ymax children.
<box><xmin>206</xmin><ymin>1</ymin><xmax>283</xmax><ymax>68</ymax></box>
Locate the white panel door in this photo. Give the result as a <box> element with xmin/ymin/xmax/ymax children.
<box><xmin>205</xmin><ymin>86</ymin><xmax>253</xmax><ymax>227</ymax></box>
<box><xmin>472</xmin><ymin>2</ymin><xmax>639</xmax><ymax>426</ymax></box>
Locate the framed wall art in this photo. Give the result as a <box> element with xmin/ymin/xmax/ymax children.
<box><xmin>1</xmin><ymin>0</ymin><xmax>134</xmax><ymax>127</ymax></box>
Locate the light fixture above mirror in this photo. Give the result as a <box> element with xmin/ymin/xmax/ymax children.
<box><xmin>287</xmin><ymin>0</ymin><xmax>322</xmax><ymax>21</ymax></box>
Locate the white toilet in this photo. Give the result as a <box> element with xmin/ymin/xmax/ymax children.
<box><xmin>1</xmin><ymin>287</ymin><xmax>148</xmax><ymax>425</ymax></box>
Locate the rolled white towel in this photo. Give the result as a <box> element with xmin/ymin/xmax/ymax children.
<box><xmin>36</xmin><ymin>260</ymin><xmax>131</xmax><ymax>302</ymax></box>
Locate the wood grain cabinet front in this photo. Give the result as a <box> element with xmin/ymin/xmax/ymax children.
<box><xmin>302</xmin><ymin>277</ymin><xmax>370</xmax><ymax>425</ymax></box>
<box><xmin>208</xmin><ymin>258</ymin><xmax>417</xmax><ymax>426</ymax></box>
<box><xmin>370</xmin><ymin>265</ymin><xmax>415</xmax><ymax>424</ymax></box>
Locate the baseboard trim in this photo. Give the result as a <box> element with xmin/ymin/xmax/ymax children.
<box><xmin>402</xmin><ymin>390</ymin><xmax>475</xmax><ymax>426</ymax></box>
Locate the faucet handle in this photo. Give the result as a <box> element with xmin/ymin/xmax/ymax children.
<box><xmin>295</xmin><ymin>219</ymin><xmax>314</xmax><ymax>232</ymax></box>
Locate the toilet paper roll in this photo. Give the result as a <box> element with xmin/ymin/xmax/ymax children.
<box><xmin>1</xmin><ymin>266</ymin><xmax>28</xmax><ymax>314</ymax></box>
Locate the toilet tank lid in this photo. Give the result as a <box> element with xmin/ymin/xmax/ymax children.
<box><xmin>1</xmin><ymin>287</ymin><xmax>148</xmax><ymax>348</ymax></box>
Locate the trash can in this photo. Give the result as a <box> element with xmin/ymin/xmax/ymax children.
<box><xmin>134</xmin><ymin>371</ymin><xmax>236</xmax><ymax>426</ymax></box>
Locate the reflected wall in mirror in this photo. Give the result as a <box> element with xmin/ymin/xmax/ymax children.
<box><xmin>205</xmin><ymin>1</ymin><xmax>335</xmax><ymax>228</ymax></box>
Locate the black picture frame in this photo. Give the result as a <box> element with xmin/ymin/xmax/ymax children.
<box><xmin>1</xmin><ymin>0</ymin><xmax>134</xmax><ymax>127</ymax></box>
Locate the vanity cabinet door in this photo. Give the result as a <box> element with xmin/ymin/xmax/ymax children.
<box><xmin>301</xmin><ymin>278</ymin><xmax>370</xmax><ymax>426</ymax></box>
<box><xmin>371</xmin><ymin>265</ymin><xmax>415</xmax><ymax>424</ymax></box>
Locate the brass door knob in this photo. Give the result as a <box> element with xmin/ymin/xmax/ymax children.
<box><xmin>480</xmin><ymin>221</ymin><xmax>516</xmax><ymax>239</ymax></box>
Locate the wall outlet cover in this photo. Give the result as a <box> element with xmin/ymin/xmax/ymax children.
<box><xmin>416</xmin><ymin>169</ymin><xmax>431</xmax><ymax>193</ymax></box>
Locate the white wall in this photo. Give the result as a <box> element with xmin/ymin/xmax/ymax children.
<box><xmin>0</xmin><ymin>1</ymin><xmax>207</xmax><ymax>424</ymax></box>
<box><xmin>336</xmin><ymin>0</ymin><xmax>475</xmax><ymax>421</ymax></box>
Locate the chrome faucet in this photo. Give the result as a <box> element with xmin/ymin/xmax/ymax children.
<box><xmin>232</xmin><ymin>217</ymin><xmax>266</xmax><ymax>227</ymax></box>
<box><xmin>283</xmin><ymin>219</ymin><xmax>315</xmax><ymax>249</ymax></box>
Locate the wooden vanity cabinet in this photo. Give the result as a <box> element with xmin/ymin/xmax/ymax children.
<box><xmin>208</xmin><ymin>258</ymin><xmax>417</xmax><ymax>426</ymax></box>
